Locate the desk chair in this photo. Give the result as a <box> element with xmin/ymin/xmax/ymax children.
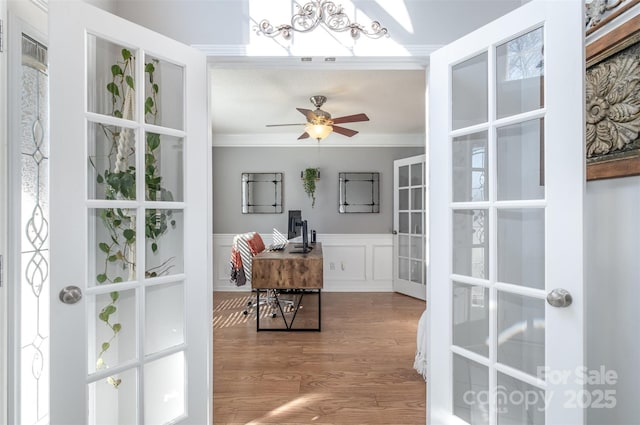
<box><xmin>229</xmin><ymin>232</ymin><xmax>292</xmax><ymax>317</ymax></box>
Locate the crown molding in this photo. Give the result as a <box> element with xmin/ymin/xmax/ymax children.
<box><xmin>211</xmin><ymin>133</ymin><xmax>425</xmax><ymax>148</ymax></box>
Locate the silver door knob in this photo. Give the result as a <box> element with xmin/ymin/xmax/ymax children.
<box><xmin>546</xmin><ymin>288</ymin><xmax>572</xmax><ymax>308</ymax></box>
<box><xmin>59</xmin><ymin>286</ymin><xmax>82</xmax><ymax>304</ymax></box>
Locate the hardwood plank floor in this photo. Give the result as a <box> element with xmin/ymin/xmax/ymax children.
<box><xmin>213</xmin><ymin>291</ymin><xmax>426</xmax><ymax>425</ymax></box>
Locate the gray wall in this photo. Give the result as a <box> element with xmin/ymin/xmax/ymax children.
<box><xmin>212</xmin><ymin>146</ymin><xmax>423</xmax><ymax>235</ymax></box>
<box><xmin>586</xmin><ymin>176</ymin><xmax>640</xmax><ymax>425</ymax></box>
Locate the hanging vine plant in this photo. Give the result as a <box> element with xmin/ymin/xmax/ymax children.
<box><xmin>302</xmin><ymin>167</ymin><xmax>320</xmax><ymax>207</ymax></box>
<box><xmin>91</xmin><ymin>48</ymin><xmax>175</xmax><ymax>387</ymax></box>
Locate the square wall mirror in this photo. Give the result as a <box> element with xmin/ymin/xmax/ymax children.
<box><xmin>241</xmin><ymin>172</ymin><xmax>283</xmax><ymax>214</ymax></box>
<box><xmin>339</xmin><ymin>172</ymin><xmax>380</xmax><ymax>213</ymax></box>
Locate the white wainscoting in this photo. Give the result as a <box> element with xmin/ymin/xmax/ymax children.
<box><xmin>213</xmin><ymin>233</ymin><xmax>393</xmax><ymax>292</ymax></box>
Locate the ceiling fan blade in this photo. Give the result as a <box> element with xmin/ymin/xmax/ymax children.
<box><xmin>332</xmin><ymin>125</ymin><xmax>359</xmax><ymax>137</ymax></box>
<box><xmin>297</xmin><ymin>108</ymin><xmax>317</xmax><ymax>122</ymax></box>
<box><xmin>331</xmin><ymin>113</ymin><xmax>369</xmax><ymax>124</ymax></box>
<box><xmin>266</xmin><ymin>123</ymin><xmax>305</xmax><ymax>127</ymax></box>
<box><xmin>297</xmin><ymin>132</ymin><xmax>310</xmax><ymax>140</ymax></box>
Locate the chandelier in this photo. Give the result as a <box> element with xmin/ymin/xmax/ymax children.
<box><xmin>254</xmin><ymin>0</ymin><xmax>389</xmax><ymax>40</ymax></box>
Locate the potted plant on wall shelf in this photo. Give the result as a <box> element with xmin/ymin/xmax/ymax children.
<box><xmin>302</xmin><ymin>167</ymin><xmax>320</xmax><ymax>207</ymax></box>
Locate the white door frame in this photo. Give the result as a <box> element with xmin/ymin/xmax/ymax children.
<box><xmin>0</xmin><ymin>1</ymin><xmax>8</xmax><ymax>423</ymax></box>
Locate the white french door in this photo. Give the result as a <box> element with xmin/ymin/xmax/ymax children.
<box><xmin>393</xmin><ymin>154</ymin><xmax>427</xmax><ymax>300</ymax></box>
<box><xmin>428</xmin><ymin>1</ymin><xmax>584</xmax><ymax>424</ymax></box>
<box><xmin>49</xmin><ymin>3</ymin><xmax>210</xmax><ymax>424</ymax></box>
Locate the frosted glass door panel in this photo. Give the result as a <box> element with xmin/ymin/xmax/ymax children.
<box><xmin>453</xmin><ymin>354</ymin><xmax>489</xmax><ymax>425</ymax></box>
<box><xmin>497</xmin><ymin>119</ymin><xmax>544</xmax><ymax>201</ymax></box>
<box><xmin>144</xmin><ymin>55</ymin><xmax>184</xmax><ymax>130</ymax></box>
<box><xmin>452</xmin><ymin>53</ymin><xmax>488</xmax><ymax>130</ymax></box>
<box><xmin>145</xmin><ymin>133</ymin><xmax>184</xmax><ymax>202</ymax></box>
<box><xmin>496</xmin><ymin>27</ymin><xmax>544</xmax><ymax>119</ymax></box>
<box><xmin>145</xmin><ymin>282</ymin><xmax>185</xmax><ymax>354</ymax></box>
<box><xmin>497</xmin><ymin>292</ymin><xmax>545</xmax><ymax>377</ymax></box>
<box><xmin>90</xmin><ymin>289</ymin><xmax>137</xmax><ymax>374</ymax></box>
<box><xmin>145</xmin><ymin>209</ymin><xmax>184</xmax><ymax>277</ymax></box>
<box><xmin>497</xmin><ymin>209</ymin><xmax>545</xmax><ymax>289</ymax></box>
<box><xmin>453</xmin><ymin>209</ymin><xmax>488</xmax><ymax>279</ymax></box>
<box><xmin>453</xmin><ymin>132</ymin><xmax>488</xmax><ymax>202</ymax></box>
<box><xmin>87</xmin><ymin>35</ymin><xmax>137</xmax><ymax>120</ymax></box>
<box><xmin>19</xmin><ymin>36</ymin><xmax>51</xmax><ymax>425</ymax></box>
<box><xmin>144</xmin><ymin>352</ymin><xmax>185</xmax><ymax>424</ymax></box>
<box><xmin>89</xmin><ymin>368</ymin><xmax>137</xmax><ymax>424</ymax></box>
<box><xmin>453</xmin><ymin>282</ymin><xmax>489</xmax><ymax>357</ymax></box>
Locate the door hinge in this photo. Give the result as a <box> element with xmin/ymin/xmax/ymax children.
<box><xmin>0</xmin><ymin>254</ymin><xmax>3</xmax><ymax>287</ymax></box>
<box><xmin>0</xmin><ymin>19</ymin><xmax>3</xmax><ymax>53</ymax></box>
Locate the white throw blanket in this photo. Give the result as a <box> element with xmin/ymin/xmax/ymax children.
<box><xmin>413</xmin><ymin>309</ymin><xmax>428</xmax><ymax>381</ymax></box>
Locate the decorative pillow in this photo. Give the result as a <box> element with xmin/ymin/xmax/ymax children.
<box><xmin>247</xmin><ymin>232</ymin><xmax>265</xmax><ymax>255</ymax></box>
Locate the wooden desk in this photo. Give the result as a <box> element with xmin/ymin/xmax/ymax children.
<box><xmin>252</xmin><ymin>243</ymin><xmax>323</xmax><ymax>331</ymax></box>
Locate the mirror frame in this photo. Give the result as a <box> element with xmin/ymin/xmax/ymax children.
<box><xmin>338</xmin><ymin>172</ymin><xmax>380</xmax><ymax>213</ymax></box>
<box><xmin>241</xmin><ymin>172</ymin><xmax>283</xmax><ymax>214</ymax></box>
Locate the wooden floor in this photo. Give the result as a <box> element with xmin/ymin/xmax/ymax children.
<box><xmin>213</xmin><ymin>291</ymin><xmax>426</xmax><ymax>425</ymax></box>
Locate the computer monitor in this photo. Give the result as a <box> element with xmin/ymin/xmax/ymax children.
<box><xmin>287</xmin><ymin>210</ymin><xmax>302</xmax><ymax>239</ymax></box>
<box><xmin>291</xmin><ymin>219</ymin><xmax>310</xmax><ymax>254</ymax></box>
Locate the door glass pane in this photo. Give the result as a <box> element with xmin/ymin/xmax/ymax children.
<box><xmin>145</xmin><ymin>352</ymin><xmax>185</xmax><ymax>424</ymax></box>
<box><xmin>453</xmin><ymin>282</ymin><xmax>489</xmax><ymax>357</ymax></box>
<box><xmin>453</xmin><ymin>52</ymin><xmax>488</xmax><ymax>130</ymax></box>
<box><xmin>497</xmin><ymin>209</ymin><xmax>544</xmax><ymax>289</ymax></box>
<box><xmin>411</xmin><ymin>162</ymin><xmax>423</xmax><ymax>185</ymax></box>
<box><xmin>411</xmin><ymin>187</ymin><xmax>422</xmax><ymax>210</ymax></box>
<box><xmin>88</xmin><ymin>122</ymin><xmax>137</xmax><ymax>200</ymax></box>
<box><xmin>411</xmin><ymin>212</ymin><xmax>423</xmax><ymax>234</ymax></box>
<box><xmin>453</xmin><ymin>354</ymin><xmax>489</xmax><ymax>424</ymax></box>
<box><xmin>497</xmin><ymin>292</ymin><xmax>545</xmax><ymax>377</ymax></box>
<box><xmin>453</xmin><ymin>132</ymin><xmax>488</xmax><ymax>202</ymax></box>
<box><xmin>497</xmin><ymin>373</ymin><xmax>545</xmax><ymax>425</ymax></box>
<box><xmin>90</xmin><ymin>208</ymin><xmax>137</xmax><ymax>286</ymax></box>
<box><xmin>145</xmin><ymin>282</ymin><xmax>184</xmax><ymax>355</ymax></box>
<box><xmin>399</xmin><ymin>235</ymin><xmax>410</xmax><ymax>257</ymax></box>
<box><xmin>146</xmin><ymin>209</ymin><xmax>184</xmax><ymax>277</ymax></box>
<box><xmin>89</xmin><ymin>368</ymin><xmax>137</xmax><ymax>424</ymax></box>
<box><xmin>144</xmin><ymin>55</ymin><xmax>184</xmax><ymax>130</ymax></box>
<box><xmin>87</xmin><ymin>34</ymin><xmax>137</xmax><ymax>120</ymax></box>
<box><xmin>19</xmin><ymin>35</ymin><xmax>50</xmax><ymax>425</ymax></box>
<box><xmin>497</xmin><ymin>119</ymin><xmax>544</xmax><ymax>201</ymax></box>
<box><xmin>399</xmin><ymin>165</ymin><xmax>409</xmax><ymax>187</ymax></box>
<box><xmin>496</xmin><ymin>27</ymin><xmax>544</xmax><ymax>119</ymax></box>
<box><xmin>453</xmin><ymin>209</ymin><xmax>488</xmax><ymax>279</ymax></box>
<box><xmin>399</xmin><ymin>188</ymin><xmax>409</xmax><ymax>210</ymax></box>
<box><xmin>145</xmin><ymin>133</ymin><xmax>183</xmax><ymax>202</ymax></box>
<box><xmin>411</xmin><ymin>260</ymin><xmax>423</xmax><ymax>284</ymax></box>
<box><xmin>90</xmin><ymin>289</ymin><xmax>137</xmax><ymax>374</ymax></box>
<box><xmin>399</xmin><ymin>258</ymin><xmax>410</xmax><ymax>280</ymax></box>
<box><xmin>411</xmin><ymin>236</ymin><xmax>423</xmax><ymax>260</ymax></box>
<box><xmin>399</xmin><ymin>212</ymin><xmax>409</xmax><ymax>233</ymax></box>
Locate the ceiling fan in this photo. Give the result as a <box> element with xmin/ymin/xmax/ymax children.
<box><xmin>266</xmin><ymin>95</ymin><xmax>370</xmax><ymax>141</ymax></box>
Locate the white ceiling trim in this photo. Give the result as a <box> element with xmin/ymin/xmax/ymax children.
<box><xmin>212</xmin><ymin>133</ymin><xmax>425</xmax><ymax>148</ymax></box>
<box><xmin>195</xmin><ymin>43</ymin><xmax>440</xmax><ymax>65</ymax></box>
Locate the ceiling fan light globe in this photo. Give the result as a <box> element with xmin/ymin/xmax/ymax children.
<box><xmin>305</xmin><ymin>123</ymin><xmax>333</xmax><ymax>140</ymax></box>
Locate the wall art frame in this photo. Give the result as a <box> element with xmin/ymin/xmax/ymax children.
<box><xmin>586</xmin><ymin>7</ymin><xmax>640</xmax><ymax>180</ymax></box>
